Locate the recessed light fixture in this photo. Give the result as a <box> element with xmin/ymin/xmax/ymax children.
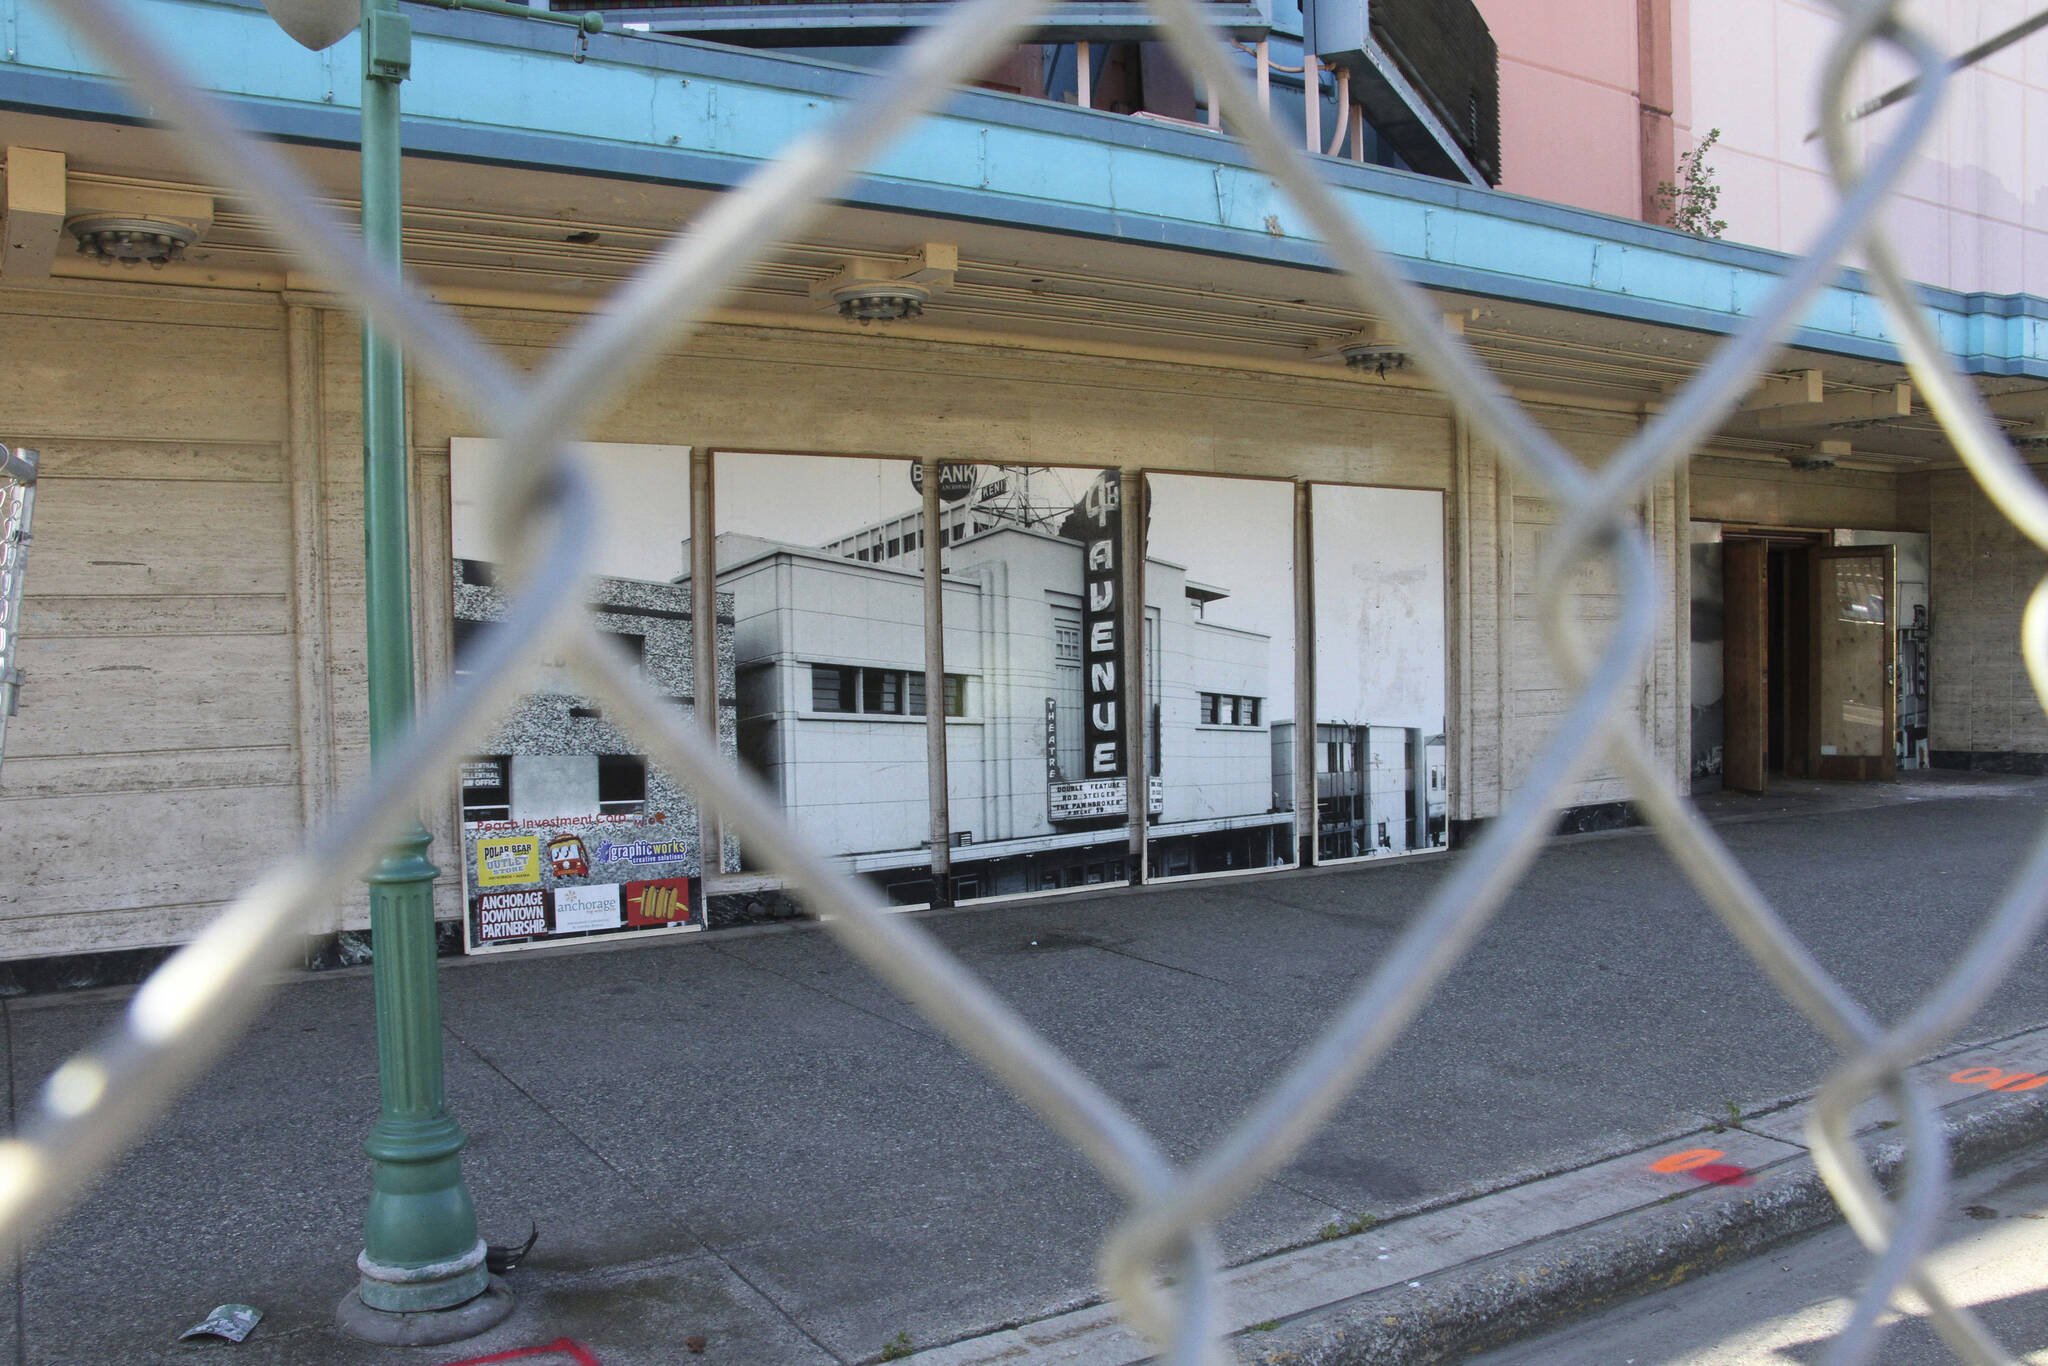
<box><xmin>1341</xmin><ymin>342</ymin><xmax>1407</xmax><ymax>377</ymax></box>
<box><xmin>811</xmin><ymin>244</ymin><xmax>955</xmax><ymax>327</ymax></box>
<box><xmin>830</xmin><ymin>279</ymin><xmax>931</xmax><ymax>325</ymax></box>
<box><xmin>67</xmin><ymin>215</ymin><xmax>200</xmax><ymax>269</ymax></box>
<box><xmin>1788</xmin><ymin>439</ymin><xmax>1850</xmax><ymax>471</ymax></box>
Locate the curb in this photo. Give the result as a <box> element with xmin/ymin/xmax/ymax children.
<box><xmin>1243</xmin><ymin>1085</ymin><xmax>2048</xmax><ymax>1365</ymax></box>
<box><xmin>900</xmin><ymin>1028</ymin><xmax>2048</xmax><ymax>1366</ymax></box>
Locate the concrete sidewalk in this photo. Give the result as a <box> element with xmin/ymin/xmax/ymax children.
<box><xmin>12</xmin><ymin>772</ymin><xmax>2048</xmax><ymax>1365</ymax></box>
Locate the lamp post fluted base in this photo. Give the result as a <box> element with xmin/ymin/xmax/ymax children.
<box><xmin>336</xmin><ymin>1274</ymin><xmax>516</xmax><ymax>1346</ymax></box>
<box><xmin>337</xmin><ymin>829</ymin><xmax>509</xmax><ymax>1344</ymax></box>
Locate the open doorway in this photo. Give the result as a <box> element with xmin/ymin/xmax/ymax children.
<box><xmin>1719</xmin><ymin>528</ymin><xmax>1896</xmax><ymax>793</ymax></box>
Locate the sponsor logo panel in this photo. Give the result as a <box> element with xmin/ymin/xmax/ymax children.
<box><xmin>624</xmin><ymin>877</ymin><xmax>701</xmax><ymax>929</ymax></box>
<box><xmin>552</xmin><ymin>883</ymin><xmax>623</xmax><ymax>934</ymax></box>
<box><xmin>546</xmin><ymin>833</ymin><xmax>591</xmax><ymax>877</ymax></box>
<box><xmin>474</xmin><ymin>888</ymin><xmax>548</xmax><ymax>943</ymax></box>
<box><xmin>475</xmin><ymin>835</ymin><xmax>542</xmax><ymax>886</ymax></box>
<box><xmin>592</xmin><ymin>838</ymin><xmax>698</xmax><ymax>868</ymax></box>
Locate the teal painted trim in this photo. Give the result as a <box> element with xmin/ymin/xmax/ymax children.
<box><xmin>10</xmin><ymin>0</ymin><xmax>2048</xmax><ymax>376</ymax></box>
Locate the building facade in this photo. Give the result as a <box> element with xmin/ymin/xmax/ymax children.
<box><xmin>0</xmin><ymin>0</ymin><xmax>2043</xmax><ymax>965</ymax></box>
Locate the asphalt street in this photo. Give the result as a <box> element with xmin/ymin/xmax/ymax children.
<box><xmin>8</xmin><ymin>773</ymin><xmax>2048</xmax><ymax>1364</ymax></box>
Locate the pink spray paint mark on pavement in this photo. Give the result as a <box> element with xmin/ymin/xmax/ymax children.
<box><xmin>1648</xmin><ymin>1146</ymin><xmax>1751</xmax><ymax>1187</ymax></box>
<box><xmin>1686</xmin><ymin>1162</ymin><xmax>1753</xmax><ymax>1187</ymax></box>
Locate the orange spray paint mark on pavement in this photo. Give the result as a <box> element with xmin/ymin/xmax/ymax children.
<box><xmin>1949</xmin><ymin>1066</ymin><xmax>2048</xmax><ymax>1092</ymax></box>
<box><xmin>1649</xmin><ymin>1146</ymin><xmax>1752</xmax><ymax>1187</ymax></box>
<box><xmin>1649</xmin><ymin>1148</ymin><xmax>1723</xmax><ymax>1173</ymax></box>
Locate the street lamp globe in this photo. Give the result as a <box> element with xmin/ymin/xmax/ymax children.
<box><xmin>261</xmin><ymin>0</ymin><xmax>358</xmax><ymax>51</ymax></box>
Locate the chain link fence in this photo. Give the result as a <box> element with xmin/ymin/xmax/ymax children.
<box><xmin>6</xmin><ymin>0</ymin><xmax>2048</xmax><ymax>1362</ymax></box>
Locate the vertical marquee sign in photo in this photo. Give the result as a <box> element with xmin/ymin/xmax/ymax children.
<box><xmin>1080</xmin><ymin>471</ymin><xmax>1124</xmax><ymax>783</ymax></box>
<box><xmin>1045</xmin><ymin>470</ymin><xmax>1158</xmax><ymax>823</ymax></box>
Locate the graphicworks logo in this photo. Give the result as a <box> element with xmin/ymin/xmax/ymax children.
<box><xmin>594</xmin><ymin>839</ymin><xmax>694</xmax><ymax>866</ymax></box>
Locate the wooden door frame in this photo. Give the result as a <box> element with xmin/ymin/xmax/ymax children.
<box><xmin>1718</xmin><ymin>528</ymin><xmax>1828</xmax><ymax>792</ymax></box>
<box><xmin>1722</xmin><ymin>538</ymin><xmax>1768</xmax><ymax>793</ymax></box>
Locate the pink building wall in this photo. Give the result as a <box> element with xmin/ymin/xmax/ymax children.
<box><xmin>1472</xmin><ymin>0</ymin><xmax>1692</xmax><ymax>223</ymax></box>
<box><xmin>1472</xmin><ymin>0</ymin><xmax>2046</xmax><ymax>296</ymax></box>
<box><xmin>1687</xmin><ymin>0</ymin><xmax>2044</xmax><ymax>296</ymax></box>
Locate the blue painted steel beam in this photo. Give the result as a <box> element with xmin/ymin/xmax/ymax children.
<box><xmin>5</xmin><ymin>0</ymin><xmax>2046</xmax><ymax>376</ymax></box>
<box><xmin>574</xmin><ymin>1</ymin><xmax>1273</xmax><ymax>43</ymax></box>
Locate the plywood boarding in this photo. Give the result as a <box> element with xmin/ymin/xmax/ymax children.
<box><xmin>0</xmin><ymin>287</ymin><xmax>1737</xmax><ymax>961</ymax></box>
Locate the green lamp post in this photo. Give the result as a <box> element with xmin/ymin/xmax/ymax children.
<box><xmin>257</xmin><ymin>0</ymin><xmax>511</xmax><ymax>1342</ymax></box>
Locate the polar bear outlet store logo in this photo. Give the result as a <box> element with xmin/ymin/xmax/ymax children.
<box><xmin>476</xmin><ymin>835</ymin><xmax>542</xmax><ymax>887</ymax></box>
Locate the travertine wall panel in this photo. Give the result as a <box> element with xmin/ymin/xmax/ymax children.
<box><xmin>1457</xmin><ymin>410</ymin><xmax>1686</xmax><ymax>817</ymax></box>
<box><xmin>422</xmin><ymin>316</ymin><xmax>1461</xmax><ymax>489</ymax></box>
<box><xmin>4</xmin><ymin>634</ymin><xmax>293</xmax><ymax>758</ymax></box>
<box><xmin>1928</xmin><ymin>466</ymin><xmax>2048</xmax><ymax>760</ymax></box>
<box><xmin>0</xmin><ymin>284</ymin><xmax>297</xmax><ymax>960</ymax></box>
<box><xmin>1690</xmin><ymin>455</ymin><xmax>1916</xmax><ymax>531</ymax></box>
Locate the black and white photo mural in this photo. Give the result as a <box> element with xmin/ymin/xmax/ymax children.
<box><xmin>1143</xmin><ymin>473</ymin><xmax>1297</xmax><ymax>879</ymax></box>
<box><xmin>450</xmin><ymin>440</ymin><xmax>715</xmax><ymax>953</ymax></box>
<box><xmin>1306</xmin><ymin>485</ymin><xmax>1449</xmax><ymax>861</ymax></box>
<box><xmin>937</xmin><ymin>464</ymin><xmax>1133</xmax><ymax>902</ymax></box>
<box><xmin>713</xmin><ymin>452</ymin><xmax>939</xmax><ymax>905</ymax></box>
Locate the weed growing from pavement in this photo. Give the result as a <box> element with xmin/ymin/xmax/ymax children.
<box><xmin>1317</xmin><ymin>1212</ymin><xmax>1380</xmax><ymax>1241</ymax></box>
<box><xmin>880</xmin><ymin>1330</ymin><xmax>915</xmax><ymax>1361</ymax></box>
<box><xmin>1246</xmin><ymin>1319</ymin><xmax>1281</xmax><ymax>1332</ymax></box>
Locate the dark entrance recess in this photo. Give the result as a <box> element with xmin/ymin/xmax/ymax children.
<box><xmin>1721</xmin><ymin>529</ymin><xmax>1895</xmax><ymax>793</ymax></box>
<box><xmin>1728</xmin><ymin>532</ymin><xmax>1875</xmax><ymax>790</ymax></box>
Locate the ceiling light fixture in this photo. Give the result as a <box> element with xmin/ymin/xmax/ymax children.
<box><xmin>1340</xmin><ymin>342</ymin><xmax>1408</xmax><ymax>377</ymax></box>
<box><xmin>67</xmin><ymin>214</ymin><xmax>200</xmax><ymax>269</ymax></box>
<box><xmin>812</xmin><ymin>244</ymin><xmax>956</xmax><ymax>327</ymax></box>
<box><xmin>831</xmin><ymin>280</ymin><xmax>931</xmax><ymax>325</ymax></box>
<box><xmin>1788</xmin><ymin>438</ymin><xmax>1851</xmax><ymax>471</ymax></box>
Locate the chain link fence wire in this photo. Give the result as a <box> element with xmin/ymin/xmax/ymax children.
<box><xmin>0</xmin><ymin>444</ymin><xmax>37</xmax><ymax>780</ymax></box>
<box><xmin>7</xmin><ymin>0</ymin><xmax>2048</xmax><ymax>1361</ymax></box>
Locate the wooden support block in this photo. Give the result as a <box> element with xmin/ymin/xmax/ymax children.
<box><xmin>3</xmin><ymin>147</ymin><xmax>66</xmax><ymax>280</ymax></box>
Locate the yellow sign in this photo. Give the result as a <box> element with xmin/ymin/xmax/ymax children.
<box><xmin>475</xmin><ymin>834</ymin><xmax>541</xmax><ymax>887</ymax></box>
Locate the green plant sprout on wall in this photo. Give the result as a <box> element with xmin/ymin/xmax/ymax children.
<box><xmin>1655</xmin><ymin>127</ymin><xmax>1729</xmax><ymax>238</ymax></box>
